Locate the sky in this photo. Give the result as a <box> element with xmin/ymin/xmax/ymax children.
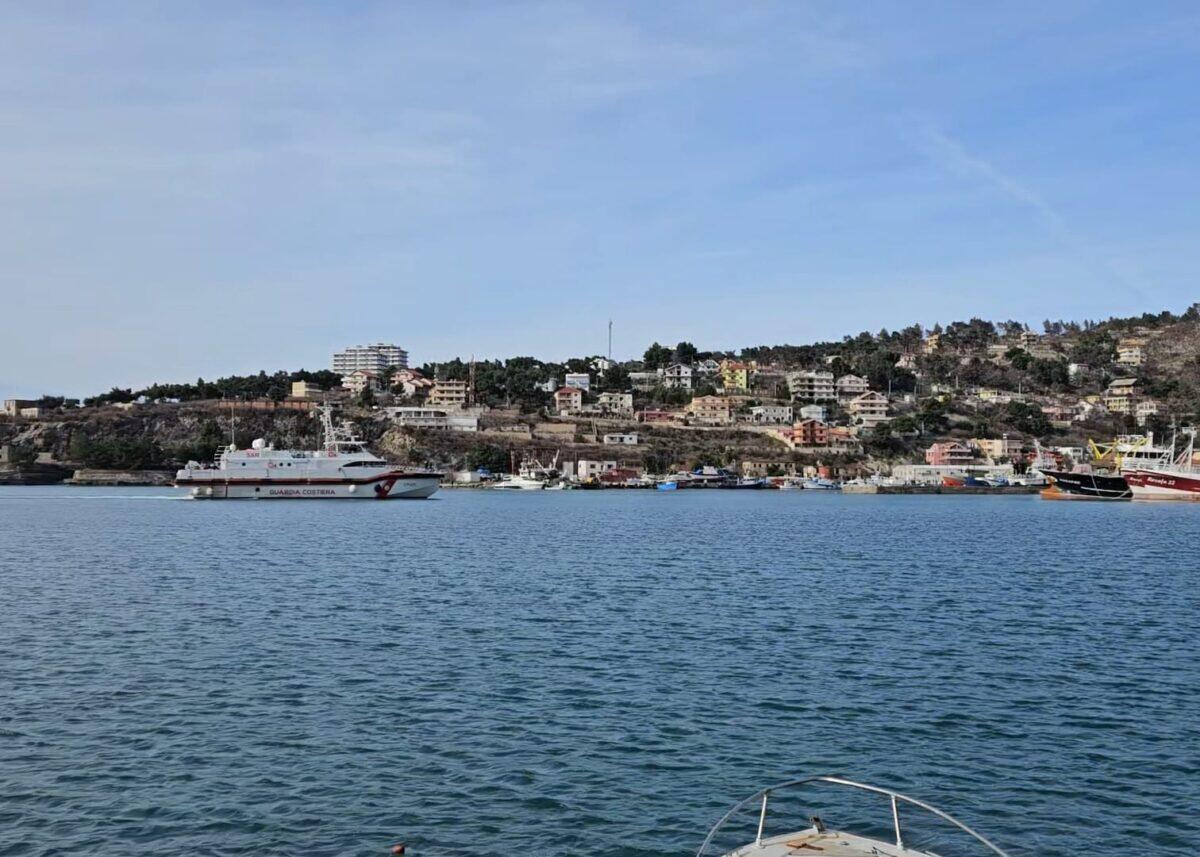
<box><xmin>2</xmin><ymin>2</ymin><xmax>1199</xmax><ymax>398</ymax></box>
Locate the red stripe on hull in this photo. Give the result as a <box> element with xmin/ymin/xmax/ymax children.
<box><xmin>176</xmin><ymin>471</ymin><xmax>442</xmax><ymax>487</ymax></box>
<box><xmin>1124</xmin><ymin>469</ymin><xmax>1200</xmax><ymax>499</ymax></box>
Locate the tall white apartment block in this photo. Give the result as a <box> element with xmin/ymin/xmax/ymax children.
<box><xmin>332</xmin><ymin>343</ymin><xmax>409</xmax><ymax>373</ymax></box>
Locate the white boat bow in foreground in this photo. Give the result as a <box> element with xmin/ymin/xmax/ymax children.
<box><xmin>698</xmin><ymin>776</ymin><xmax>1010</xmax><ymax>857</ymax></box>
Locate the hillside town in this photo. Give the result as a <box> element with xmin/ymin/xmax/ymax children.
<box><xmin>3</xmin><ymin>306</ymin><xmax>1199</xmax><ymax>487</ymax></box>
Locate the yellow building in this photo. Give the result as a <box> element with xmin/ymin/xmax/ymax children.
<box><xmin>719</xmin><ymin>360</ymin><xmax>752</xmax><ymax>392</ymax></box>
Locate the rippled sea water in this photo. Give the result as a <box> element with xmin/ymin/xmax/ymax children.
<box><xmin>1</xmin><ymin>486</ymin><xmax>1197</xmax><ymax>856</ymax></box>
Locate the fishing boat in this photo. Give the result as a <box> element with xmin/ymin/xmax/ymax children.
<box><xmin>720</xmin><ymin>477</ymin><xmax>768</xmax><ymax>489</ymax></box>
<box><xmin>697</xmin><ymin>775</ymin><xmax>1010</xmax><ymax>857</ymax></box>
<box><xmin>175</xmin><ymin>404</ymin><xmax>442</xmax><ymax>500</ymax></box>
<box><xmin>1123</xmin><ymin>427</ymin><xmax>1200</xmax><ymax>500</ymax></box>
<box><xmin>490</xmin><ymin>474</ymin><xmax>546</xmax><ymax>490</ymax></box>
<box><xmin>1037</xmin><ymin>434</ymin><xmax>1171</xmax><ymax>500</ymax></box>
<box><xmin>490</xmin><ymin>451</ymin><xmax>558</xmax><ymax>489</ymax></box>
<box><xmin>1040</xmin><ymin>466</ymin><xmax>1131</xmax><ymax>500</ymax></box>
<box><xmin>801</xmin><ymin>477</ymin><xmax>841</xmax><ymax>490</ymax></box>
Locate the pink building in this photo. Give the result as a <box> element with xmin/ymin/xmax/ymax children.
<box><xmin>925</xmin><ymin>441</ymin><xmax>976</xmax><ymax>466</ymax></box>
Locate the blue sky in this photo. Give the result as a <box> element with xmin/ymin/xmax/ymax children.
<box><xmin>3</xmin><ymin>2</ymin><xmax>1198</xmax><ymax>397</ymax></box>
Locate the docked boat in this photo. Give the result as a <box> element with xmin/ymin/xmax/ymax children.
<box><xmin>697</xmin><ymin>775</ymin><xmax>1010</xmax><ymax>857</ymax></box>
<box><xmin>175</xmin><ymin>405</ymin><xmax>442</xmax><ymax>499</ymax></box>
<box><xmin>490</xmin><ymin>474</ymin><xmax>546</xmax><ymax>490</ymax></box>
<box><xmin>720</xmin><ymin>477</ymin><xmax>768</xmax><ymax>490</ymax></box>
<box><xmin>490</xmin><ymin>452</ymin><xmax>558</xmax><ymax>489</ymax></box>
<box><xmin>801</xmin><ymin>477</ymin><xmax>841</xmax><ymax>490</ymax></box>
<box><xmin>1124</xmin><ymin>428</ymin><xmax>1200</xmax><ymax>500</ymax></box>
<box><xmin>1040</xmin><ymin>466</ymin><xmax>1131</xmax><ymax>500</ymax></box>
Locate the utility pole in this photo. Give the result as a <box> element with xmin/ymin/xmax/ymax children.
<box><xmin>608</xmin><ymin>318</ymin><xmax>613</xmax><ymax>362</ymax></box>
<box><xmin>468</xmin><ymin>355</ymin><xmax>476</xmax><ymax>407</ymax></box>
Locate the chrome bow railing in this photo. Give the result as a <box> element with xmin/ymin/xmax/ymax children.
<box><xmin>696</xmin><ymin>775</ymin><xmax>1011</xmax><ymax>857</ymax></box>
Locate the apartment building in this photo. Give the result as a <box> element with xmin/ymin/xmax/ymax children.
<box><xmin>846</xmin><ymin>391</ymin><xmax>889</xmax><ymax>429</ymax></box>
<box><xmin>835</xmin><ymin>374</ymin><xmax>869</xmax><ymax>401</ymax></box>
<box><xmin>429</xmin><ymin>379</ymin><xmax>469</xmax><ymax>408</ymax></box>
<box><xmin>331</xmin><ymin>343</ymin><xmax>409</xmax><ymax>373</ymax></box>
<box><xmin>686</xmin><ymin>395</ymin><xmax>735</xmax><ymax>426</ymax></box>
<box><xmin>786</xmin><ymin>369</ymin><xmax>835</xmax><ymax>401</ymax></box>
<box><xmin>748</xmin><ymin>404</ymin><xmax>793</xmax><ymax>425</ymax></box>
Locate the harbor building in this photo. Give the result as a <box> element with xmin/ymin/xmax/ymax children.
<box><xmin>331</xmin><ymin>343</ymin><xmax>409</xmax><ymax>373</ymax></box>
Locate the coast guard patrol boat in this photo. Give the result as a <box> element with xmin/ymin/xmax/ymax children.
<box><xmin>175</xmin><ymin>404</ymin><xmax>441</xmax><ymax>500</ymax></box>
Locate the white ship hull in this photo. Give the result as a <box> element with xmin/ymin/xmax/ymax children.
<box><xmin>1123</xmin><ymin>468</ymin><xmax>1200</xmax><ymax>500</ymax></box>
<box><xmin>179</xmin><ymin>472</ymin><xmax>441</xmax><ymax>500</ymax></box>
<box><xmin>176</xmin><ymin>405</ymin><xmax>442</xmax><ymax>500</ymax></box>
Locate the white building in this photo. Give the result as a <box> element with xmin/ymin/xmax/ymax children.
<box><xmin>798</xmin><ymin>404</ymin><xmax>827</xmax><ymax>422</ymax></box>
<box><xmin>597</xmin><ymin>392</ymin><xmax>634</xmax><ymax>415</ymax></box>
<box><xmin>564</xmin><ymin>373</ymin><xmax>591</xmax><ymax>391</ymax></box>
<box><xmin>332</xmin><ymin>343</ymin><xmax>409</xmax><ymax>373</ymax></box>
<box><xmin>748</xmin><ymin>404</ymin><xmax>793</xmax><ymax>425</ymax></box>
<box><xmin>569</xmin><ymin>459</ymin><xmax>618</xmax><ymax>482</ymax></box>
<box><xmin>836</xmin><ymin>374</ymin><xmax>870</xmax><ymax>402</ymax></box>
<box><xmin>602</xmin><ymin>432</ymin><xmax>639</xmax><ymax>445</ymax></box>
<box><xmin>661</xmin><ymin>363</ymin><xmax>694</xmax><ymax>390</ymax></box>
<box><xmin>892</xmin><ymin>463</ymin><xmax>1014</xmax><ymax>485</ymax></box>
<box><xmin>629</xmin><ymin>371</ymin><xmax>660</xmax><ymax>392</ymax></box>
<box><xmin>1135</xmin><ymin>400</ymin><xmax>1161</xmax><ymax>426</ymax></box>
<box><xmin>786</xmin><ymin>369</ymin><xmax>836</xmax><ymax>401</ymax></box>
<box><xmin>846</xmin><ymin>391</ymin><xmax>889</xmax><ymax>429</ymax></box>
<box><xmin>385</xmin><ymin>406</ymin><xmax>479</xmax><ymax>432</ymax></box>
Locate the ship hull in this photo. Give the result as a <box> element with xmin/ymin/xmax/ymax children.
<box><xmin>1124</xmin><ymin>469</ymin><xmax>1200</xmax><ymax>500</ymax></box>
<box><xmin>177</xmin><ymin>472</ymin><xmax>441</xmax><ymax>500</ymax></box>
<box><xmin>1042</xmin><ymin>469</ymin><xmax>1131</xmax><ymax>500</ymax></box>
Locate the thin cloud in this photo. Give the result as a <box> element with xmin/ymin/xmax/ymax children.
<box><xmin>905</xmin><ymin>118</ymin><xmax>1150</xmax><ymax>302</ymax></box>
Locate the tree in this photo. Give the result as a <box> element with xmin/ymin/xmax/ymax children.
<box><xmin>1007</xmin><ymin>348</ymin><xmax>1032</xmax><ymax>370</ymax></box>
<box><xmin>1005</xmin><ymin>401</ymin><xmax>1051</xmax><ymax>437</ymax></box>
<box><xmin>599</xmin><ymin>364</ymin><xmax>630</xmax><ymax>392</ymax></box>
<box><xmin>643</xmin><ymin>342</ymin><xmax>672</xmax><ymax>369</ymax></box>
<box><xmin>7</xmin><ymin>444</ymin><xmax>37</xmax><ymax>466</ymax></box>
<box><xmin>674</xmin><ymin>341</ymin><xmax>698</xmax><ymax>364</ymax></box>
<box><xmin>464</xmin><ymin>444</ymin><xmax>511</xmax><ymax>474</ymax></box>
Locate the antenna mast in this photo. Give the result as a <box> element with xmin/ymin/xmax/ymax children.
<box><xmin>608</xmin><ymin>319</ymin><xmax>613</xmax><ymax>361</ymax></box>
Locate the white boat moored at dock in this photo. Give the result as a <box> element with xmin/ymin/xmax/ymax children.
<box><xmin>698</xmin><ymin>776</ymin><xmax>1010</xmax><ymax>857</ymax></box>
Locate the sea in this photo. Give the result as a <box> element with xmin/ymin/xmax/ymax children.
<box><xmin>0</xmin><ymin>486</ymin><xmax>1197</xmax><ymax>856</ymax></box>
